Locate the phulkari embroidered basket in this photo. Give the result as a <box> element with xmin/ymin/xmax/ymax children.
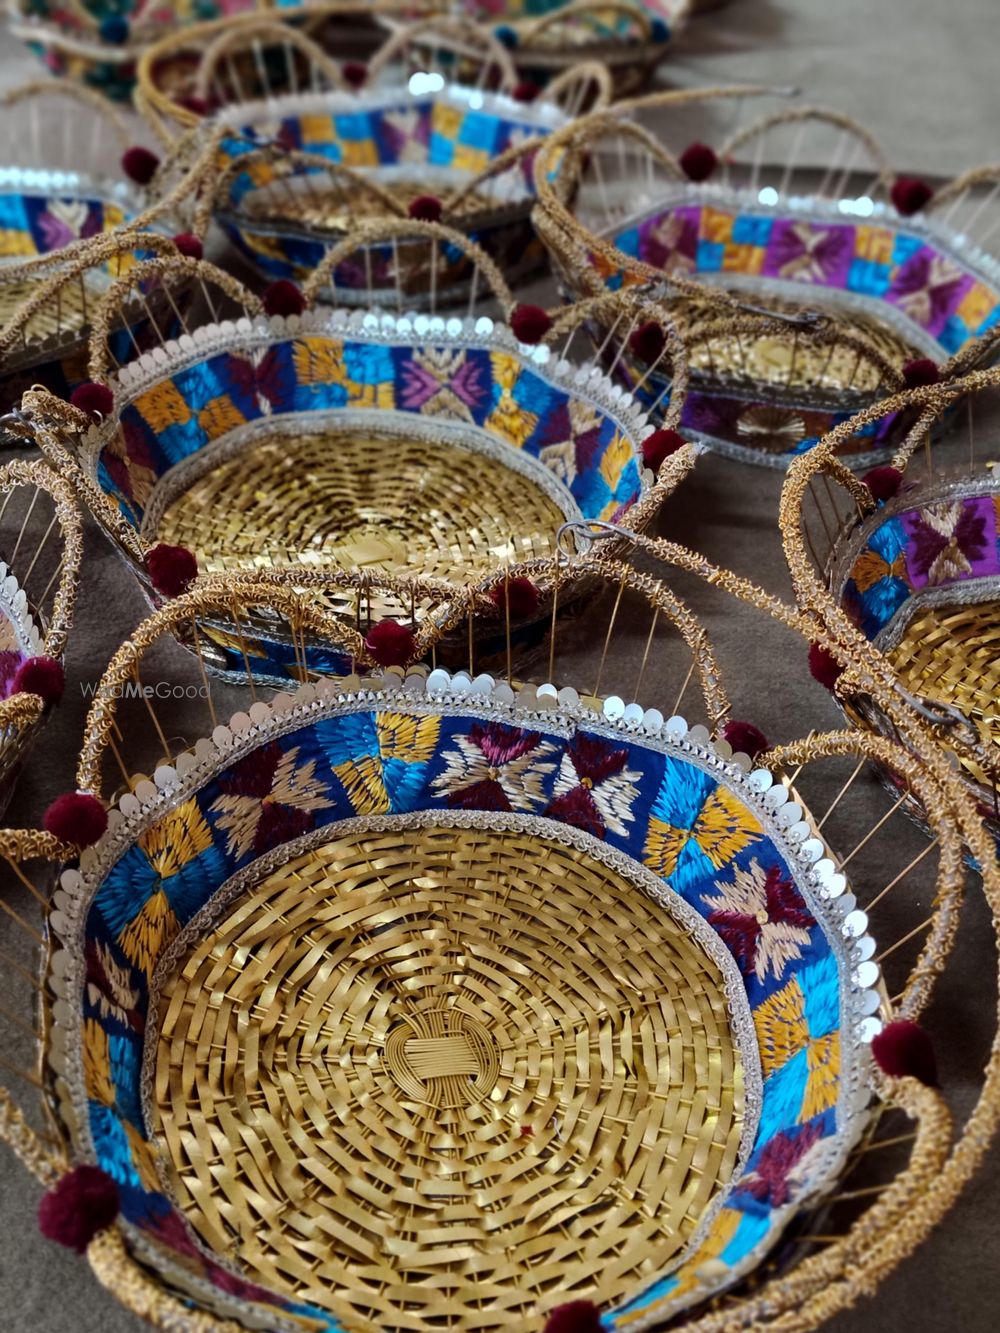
<box><xmin>3</xmin><ymin>551</ymin><xmax>997</xmax><ymax>1333</ymax></box>
<box><xmin>389</xmin><ymin>1</ymin><xmax>689</xmax><ymax>98</ymax></box>
<box><xmin>140</xmin><ymin>14</ymin><xmax>611</xmax><ymax>299</ymax></box>
<box><xmin>534</xmin><ymin>93</ymin><xmax>1000</xmax><ymax>467</ymax></box>
<box><xmin>22</xmin><ymin>241</ymin><xmax>696</xmax><ymax>670</ymax></box>
<box><xmin>0</xmin><ymin>458</ymin><xmax>82</xmax><ymax>814</ymax></box>
<box><xmin>780</xmin><ymin>365</ymin><xmax>1000</xmax><ymax>842</ymax></box>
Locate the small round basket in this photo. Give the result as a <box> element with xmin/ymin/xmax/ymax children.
<box><xmin>23</xmin><ymin>238</ymin><xmax>694</xmax><ymax>669</ymax></box>
<box><xmin>534</xmin><ymin>93</ymin><xmax>1000</xmax><ymax>467</ymax></box>
<box><xmin>139</xmin><ymin>14</ymin><xmax>610</xmax><ymax>297</ymax></box>
<box><xmin>0</xmin><ymin>458</ymin><xmax>82</xmax><ymax>815</ymax></box>
<box><xmin>3</xmin><ymin>552</ymin><xmax>995</xmax><ymax>1333</ymax></box>
<box><xmin>781</xmin><ymin>365</ymin><xmax>1000</xmax><ymax>842</ymax></box>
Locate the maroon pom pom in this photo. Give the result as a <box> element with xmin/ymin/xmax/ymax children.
<box><xmin>544</xmin><ymin>1301</ymin><xmax>603</xmax><ymax>1333</ymax></box>
<box><xmin>629</xmin><ymin>320</ymin><xmax>666</xmax><ymax>365</ymax></box>
<box><xmin>69</xmin><ymin>381</ymin><xmax>114</xmax><ymax>422</ymax></box>
<box><xmin>863</xmin><ymin>465</ymin><xmax>902</xmax><ymax>503</ymax></box>
<box><xmin>121</xmin><ymin>145</ymin><xmax>160</xmax><ymax>186</ymax></box>
<box><xmin>902</xmin><ymin>357</ymin><xmax>941</xmax><ymax>388</ymax></box>
<box><xmin>44</xmin><ymin>793</ymin><xmax>108</xmax><ymax>848</ymax></box>
<box><xmin>11</xmin><ymin>655</ymin><xmax>65</xmax><ymax>706</ymax></box>
<box><xmin>489</xmin><ymin>576</ymin><xmax>540</xmax><ymax>620</ymax></box>
<box><xmin>364</xmin><ymin>618</ymin><xmax>417</xmax><ymax>668</ymax></box>
<box><xmin>679</xmin><ymin>141</ymin><xmax>718</xmax><ymax>183</ymax></box>
<box><xmin>891</xmin><ymin>176</ymin><xmax>933</xmax><ymax>217</ymax></box>
<box><xmin>642</xmin><ymin>428</ymin><xmax>685</xmax><ymax>473</ymax></box>
<box><xmin>407</xmin><ymin>194</ymin><xmax>443</xmax><ymax>223</ymax></box>
<box><xmin>512</xmin><ymin>79</ymin><xmax>541</xmax><ymax>103</ymax></box>
<box><xmin>172</xmin><ymin>232</ymin><xmax>203</xmax><ymax>260</ymax></box>
<box><xmin>263</xmin><ymin>279</ymin><xmax>307</xmax><ymax>318</ymax></box>
<box><xmin>145</xmin><ymin>542</ymin><xmax>198</xmax><ymax>598</ymax></box>
<box><xmin>871</xmin><ymin>1019</ymin><xmax>939</xmax><ymax>1087</ymax></box>
<box><xmin>808</xmin><ymin>642</ymin><xmax>844</xmax><ymax>691</ymax></box>
<box><xmin>722</xmin><ymin>720</ymin><xmax>769</xmax><ymax>760</ymax></box>
<box><xmin>342</xmin><ymin>60</ymin><xmax>368</xmax><ymax>89</ymax></box>
<box><xmin>38</xmin><ymin>1166</ymin><xmax>120</xmax><ymax>1253</ymax></box>
<box><xmin>179</xmin><ymin>94</ymin><xmax>210</xmax><ymax>116</ymax></box>
<box><xmin>511</xmin><ymin>303</ymin><xmax>552</xmax><ymax>344</ymax></box>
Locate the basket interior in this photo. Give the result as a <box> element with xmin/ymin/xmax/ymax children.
<box><xmin>94</xmin><ymin>318</ymin><xmax>649</xmax><ymax>578</ymax></box>
<box><xmin>51</xmin><ymin>688</ymin><xmax>878</xmax><ymax>1332</ymax></box>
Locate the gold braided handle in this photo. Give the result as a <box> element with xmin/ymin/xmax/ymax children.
<box><xmin>193</xmin><ymin>143</ymin><xmax>411</xmax><ymax>237</ymax></box>
<box><xmin>0</xmin><ymin>231</ymin><xmax>191</xmax><ymax>361</ymax></box>
<box><xmin>718</xmin><ymin>104</ymin><xmax>894</xmax><ymax>190</ymax></box>
<box><xmin>302</xmin><ymin>217</ymin><xmax>515</xmax><ymax>311</ymax></box>
<box><xmin>369</xmin><ymin>15</ymin><xmax>518</xmax><ymax>88</ymax></box>
<box><xmin>0</xmin><ymin>79</ymin><xmax>130</xmax><ymax>153</ymax></box>
<box><xmin>519</xmin><ymin>0</ymin><xmax>657</xmax><ymax>44</ymax></box>
<box><xmin>194</xmin><ymin>17</ymin><xmax>348</xmax><ymax>102</ymax></box>
<box><xmin>87</xmin><ymin>253</ymin><xmax>264</xmax><ymax>385</ymax></box>
<box><xmin>925</xmin><ymin>162</ymin><xmax>1000</xmax><ymax>213</ymax></box>
<box><xmin>0</xmin><ymin>458</ymin><xmax>83</xmax><ymax>662</ymax></box>
<box><xmin>542</xmin><ymin>60</ymin><xmax>614</xmax><ymax>115</ymax></box>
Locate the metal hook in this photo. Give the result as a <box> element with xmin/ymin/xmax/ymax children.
<box><xmin>556</xmin><ymin>519</ymin><xmax>636</xmax><ymax>559</ymax></box>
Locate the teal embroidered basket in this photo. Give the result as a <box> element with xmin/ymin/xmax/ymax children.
<box><xmin>26</xmin><ymin>244</ymin><xmax>693</xmax><ymax>677</ymax></box>
<box><xmin>535</xmin><ymin>97</ymin><xmax>1000</xmax><ymax>467</ymax></box>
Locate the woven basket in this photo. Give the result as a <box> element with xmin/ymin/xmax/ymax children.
<box><xmin>533</xmin><ymin>92</ymin><xmax>1000</xmax><ymax>467</ymax></box>
<box><xmin>3</xmin><ymin>550</ymin><xmax>995</xmax><ymax>1333</ymax></box>
<box><xmin>0</xmin><ymin>458</ymin><xmax>82</xmax><ymax>814</ymax></box>
<box><xmin>780</xmin><ymin>364</ymin><xmax>1000</xmax><ymax>841</ymax></box>
<box><xmin>20</xmin><ymin>239</ymin><xmax>694</xmax><ymax>672</ymax></box>
<box><xmin>136</xmin><ymin>13</ymin><xmax>610</xmax><ymax>297</ymax></box>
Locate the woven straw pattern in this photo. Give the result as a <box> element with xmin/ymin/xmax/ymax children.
<box><xmin>153</xmin><ymin>823</ymin><xmax>744</xmax><ymax>1329</ymax></box>
<box><xmin>887</xmin><ymin>601</ymin><xmax>1000</xmax><ymax>787</ymax></box>
<box><xmin>155</xmin><ymin>430</ymin><xmax>569</xmax><ymax>593</ymax></box>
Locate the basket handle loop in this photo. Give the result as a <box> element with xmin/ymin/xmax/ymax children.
<box><xmin>302</xmin><ymin>217</ymin><xmax>515</xmax><ymax>313</ymax></box>
<box><xmin>0</xmin><ymin>80</ymin><xmax>131</xmax><ymax>154</ymax></box>
<box><xmin>87</xmin><ymin>254</ymin><xmax>263</xmax><ymax>385</ymax></box>
<box><xmin>541</xmin><ymin>61</ymin><xmax>614</xmax><ymax>116</ymax></box>
<box><xmin>368</xmin><ymin>16</ymin><xmax>518</xmax><ymax>90</ymax></box>
<box><xmin>192</xmin><ymin>143</ymin><xmax>410</xmax><ymax>238</ymax></box>
<box><xmin>718</xmin><ymin>104</ymin><xmax>894</xmax><ymax>193</ymax></box>
<box><xmin>194</xmin><ymin>18</ymin><xmax>347</xmax><ymax>102</ymax></box>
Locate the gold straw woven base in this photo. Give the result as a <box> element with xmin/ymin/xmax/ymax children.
<box><xmin>155</xmin><ymin>429</ymin><xmax>567</xmax><ymax>606</ymax></box>
<box><xmin>153</xmin><ymin>823</ymin><xmax>745</xmax><ymax>1330</ymax></box>
<box><xmin>0</xmin><ymin>272</ymin><xmax>92</xmax><ymax>349</ymax></box>
<box><xmin>887</xmin><ymin>600</ymin><xmax>1000</xmax><ymax>789</ymax></box>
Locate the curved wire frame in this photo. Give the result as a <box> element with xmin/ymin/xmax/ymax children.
<box><xmin>779</xmin><ymin>364</ymin><xmax>1000</xmax><ymax>831</ymax></box>
<box><xmin>0</xmin><ymin>549</ymin><xmax>997</xmax><ymax>1332</ymax></box>
<box><xmin>0</xmin><ymin>457</ymin><xmax>83</xmax><ymax>811</ymax></box>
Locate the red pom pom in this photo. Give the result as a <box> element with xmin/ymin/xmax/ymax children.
<box><xmin>512</xmin><ymin>79</ymin><xmax>540</xmax><ymax>103</ymax></box>
<box><xmin>544</xmin><ymin>1301</ymin><xmax>603</xmax><ymax>1333</ymax></box>
<box><xmin>629</xmin><ymin>320</ymin><xmax>666</xmax><ymax>365</ymax></box>
<box><xmin>642</xmin><ymin>428</ymin><xmax>685</xmax><ymax>473</ymax></box>
<box><xmin>408</xmin><ymin>194</ymin><xmax>443</xmax><ymax>222</ymax></box>
<box><xmin>365</xmin><ymin>618</ymin><xmax>417</xmax><ymax>668</ymax></box>
<box><xmin>891</xmin><ymin>176</ymin><xmax>933</xmax><ymax>217</ymax></box>
<box><xmin>172</xmin><ymin>232</ymin><xmax>203</xmax><ymax>260</ymax></box>
<box><xmin>808</xmin><ymin>642</ymin><xmax>844</xmax><ymax>691</ymax></box>
<box><xmin>863</xmin><ymin>465</ymin><xmax>903</xmax><ymax>503</ymax></box>
<box><xmin>511</xmin><ymin>303</ymin><xmax>552</xmax><ymax>344</ymax></box>
<box><xmin>342</xmin><ymin>60</ymin><xmax>368</xmax><ymax>88</ymax></box>
<box><xmin>679</xmin><ymin>141</ymin><xmax>718</xmax><ymax>183</ymax></box>
<box><xmin>11</xmin><ymin>655</ymin><xmax>65</xmax><ymax>706</ymax></box>
<box><xmin>38</xmin><ymin>1165</ymin><xmax>120</xmax><ymax>1253</ymax></box>
<box><xmin>145</xmin><ymin>543</ymin><xmax>198</xmax><ymax>598</ymax></box>
<box><xmin>489</xmin><ymin>576</ymin><xmax>540</xmax><ymax>620</ymax></box>
<box><xmin>44</xmin><ymin>793</ymin><xmax>108</xmax><ymax>848</ymax></box>
<box><xmin>871</xmin><ymin>1019</ymin><xmax>939</xmax><ymax>1087</ymax></box>
<box><xmin>179</xmin><ymin>94</ymin><xmax>210</xmax><ymax>116</ymax></box>
<box><xmin>263</xmin><ymin>279</ymin><xmax>307</xmax><ymax>318</ymax></box>
<box><xmin>722</xmin><ymin>720</ymin><xmax>768</xmax><ymax>760</ymax></box>
<box><xmin>69</xmin><ymin>381</ymin><xmax>114</xmax><ymax>422</ymax></box>
<box><xmin>121</xmin><ymin>145</ymin><xmax>160</xmax><ymax>186</ymax></box>
<box><xmin>902</xmin><ymin>357</ymin><xmax>940</xmax><ymax>388</ymax></box>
